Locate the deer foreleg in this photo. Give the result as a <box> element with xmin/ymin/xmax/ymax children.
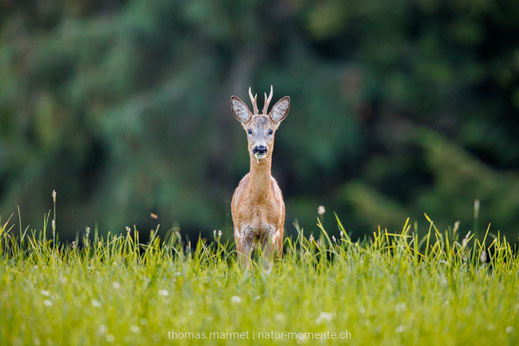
<box><xmin>271</xmin><ymin>228</ymin><xmax>283</xmax><ymax>258</ymax></box>
<box><xmin>235</xmin><ymin>229</ymin><xmax>253</xmax><ymax>269</ymax></box>
<box><xmin>259</xmin><ymin>229</ymin><xmax>283</xmax><ymax>269</ymax></box>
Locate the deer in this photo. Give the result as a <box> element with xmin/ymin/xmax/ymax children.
<box><xmin>229</xmin><ymin>85</ymin><xmax>290</xmax><ymax>268</ymax></box>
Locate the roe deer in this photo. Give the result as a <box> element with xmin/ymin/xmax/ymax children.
<box><xmin>230</xmin><ymin>86</ymin><xmax>290</xmax><ymax>268</ymax></box>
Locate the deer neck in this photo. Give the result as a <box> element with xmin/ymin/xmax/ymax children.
<box><xmin>248</xmin><ymin>154</ymin><xmax>272</xmax><ymax>202</ymax></box>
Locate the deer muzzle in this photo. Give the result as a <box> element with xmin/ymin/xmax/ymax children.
<box><xmin>253</xmin><ymin>145</ymin><xmax>268</xmax><ymax>159</ymax></box>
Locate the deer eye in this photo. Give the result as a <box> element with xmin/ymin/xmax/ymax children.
<box><xmin>247</xmin><ymin>129</ymin><xmax>253</xmax><ymax>135</ymax></box>
<box><xmin>268</xmin><ymin>129</ymin><xmax>273</xmax><ymax>135</ymax></box>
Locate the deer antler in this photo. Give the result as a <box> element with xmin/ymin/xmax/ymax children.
<box><xmin>263</xmin><ymin>85</ymin><xmax>273</xmax><ymax>115</ymax></box>
<box><xmin>248</xmin><ymin>87</ymin><xmax>259</xmax><ymax>114</ymax></box>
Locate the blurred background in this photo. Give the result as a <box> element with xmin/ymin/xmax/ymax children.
<box><xmin>1</xmin><ymin>0</ymin><xmax>518</xmax><ymax>241</ymax></box>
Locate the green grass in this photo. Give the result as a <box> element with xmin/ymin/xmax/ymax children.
<box><xmin>1</xmin><ymin>211</ymin><xmax>518</xmax><ymax>345</ymax></box>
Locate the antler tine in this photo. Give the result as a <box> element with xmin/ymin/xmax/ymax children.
<box><xmin>248</xmin><ymin>87</ymin><xmax>259</xmax><ymax>114</ymax></box>
<box><xmin>263</xmin><ymin>85</ymin><xmax>274</xmax><ymax>114</ymax></box>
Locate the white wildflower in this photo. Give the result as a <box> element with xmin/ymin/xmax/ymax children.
<box><xmin>315</xmin><ymin>312</ymin><xmax>334</xmax><ymax>324</ymax></box>
<box><xmin>158</xmin><ymin>289</ymin><xmax>169</xmax><ymax>297</ymax></box>
<box><xmin>274</xmin><ymin>313</ymin><xmax>286</xmax><ymax>322</ymax></box>
<box><xmin>106</xmin><ymin>334</ymin><xmax>114</xmax><ymax>342</ymax></box>
<box><xmin>40</xmin><ymin>290</ymin><xmax>50</xmax><ymax>297</ymax></box>
<box><xmin>506</xmin><ymin>326</ymin><xmax>514</xmax><ymax>334</ymax></box>
<box><xmin>297</xmin><ymin>333</ymin><xmax>307</xmax><ymax>343</ymax></box>
<box><xmin>231</xmin><ymin>296</ymin><xmax>241</xmax><ymax>304</ymax></box>
<box><xmin>396</xmin><ymin>325</ymin><xmax>405</xmax><ymax>333</ymax></box>
<box><xmin>91</xmin><ymin>300</ymin><xmax>102</xmax><ymax>308</ymax></box>
<box><xmin>130</xmin><ymin>325</ymin><xmax>140</xmax><ymax>333</ymax></box>
<box><xmin>395</xmin><ymin>302</ymin><xmax>406</xmax><ymax>312</ymax></box>
<box><xmin>318</xmin><ymin>205</ymin><xmax>326</xmax><ymax>216</ymax></box>
<box><xmin>43</xmin><ymin>300</ymin><xmax>53</xmax><ymax>307</ymax></box>
<box><xmin>112</xmin><ymin>282</ymin><xmax>121</xmax><ymax>290</ymax></box>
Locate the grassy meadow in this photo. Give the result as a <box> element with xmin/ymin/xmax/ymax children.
<box><xmin>1</xmin><ymin>207</ymin><xmax>518</xmax><ymax>345</ymax></box>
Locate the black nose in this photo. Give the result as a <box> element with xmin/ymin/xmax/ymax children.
<box><xmin>253</xmin><ymin>145</ymin><xmax>268</xmax><ymax>155</ymax></box>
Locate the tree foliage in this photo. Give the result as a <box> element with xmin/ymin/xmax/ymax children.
<box><xmin>1</xmin><ymin>0</ymin><xmax>518</xmax><ymax>239</ymax></box>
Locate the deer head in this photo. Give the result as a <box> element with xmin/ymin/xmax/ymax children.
<box><xmin>230</xmin><ymin>85</ymin><xmax>290</xmax><ymax>161</ymax></box>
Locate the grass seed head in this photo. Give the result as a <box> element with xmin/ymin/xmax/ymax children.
<box><xmin>480</xmin><ymin>251</ymin><xmax>487</xmax><ymax>263</ymax></box>
<box><xmin>453</xmin><ymin>221</ymin><xmax>460</xmax><ymax>234</ymax></box>
<box><xmin>474</xmin><ymin>199</ymin><xmax>480</xmax><ymax>219</ymax></box>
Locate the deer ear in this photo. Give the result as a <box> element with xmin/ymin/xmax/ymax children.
<box><xmin>270</xmin><ymin>96</ymin><xmax>290</xmax><ymax>124</ymax></box>
<box><xmin>230</xmin><ymin>96</ymin><xmax>252</xmax><ymax>124</ymax></box>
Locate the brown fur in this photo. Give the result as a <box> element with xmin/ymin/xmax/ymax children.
<box><xmin>230</xmin><ymin>87</ymin><xmax>290</xmax><ymax>267</ymax></box>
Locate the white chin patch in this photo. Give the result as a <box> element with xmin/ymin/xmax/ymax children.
<box><xmin>254</xmin><ymin>153</ymin><xmax>267</xmax><ymax>161</ymax></box>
